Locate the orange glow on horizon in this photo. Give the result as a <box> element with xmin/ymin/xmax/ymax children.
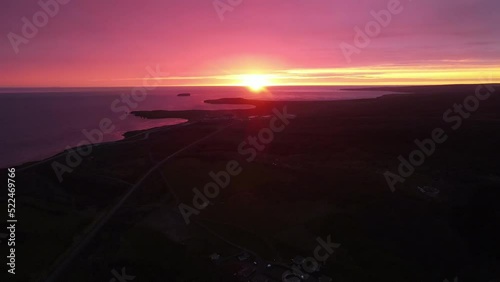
<box><xmin>2</xmin><ymin>63</ymin><xmax>499</xmax><ymax>87</ymax></box>
<box><xmin>116</xmin><ymin>64</ymin><xmax>500</xmax><ymax>87</ymax></box>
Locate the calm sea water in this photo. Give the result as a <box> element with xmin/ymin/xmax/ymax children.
<box><xmin>0</xmin><ymin>86</ymin><xmax>399</xmax><ymax>167</ymax></box>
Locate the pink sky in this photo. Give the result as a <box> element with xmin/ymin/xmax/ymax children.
<box><xmin>1</xmin><ymin>0</ymin><xmax>499</xmax><ymax>86</ymax></box>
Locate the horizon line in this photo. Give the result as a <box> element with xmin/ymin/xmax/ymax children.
<box><xmin>1</xmin><ymin>82</ymin><xmax>499</xmax><ymax>89</ymax></box>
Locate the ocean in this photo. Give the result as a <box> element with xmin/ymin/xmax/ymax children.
<box><xmin>0</xmin><ymin>86</ymin><xmax>400</xmax><ymax>168</ymax></box>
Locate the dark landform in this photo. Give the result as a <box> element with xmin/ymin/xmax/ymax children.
<box><xmin>2</xmin><ymin>85</ymin><xmax>500</xmax><ymax>282</ymax></box>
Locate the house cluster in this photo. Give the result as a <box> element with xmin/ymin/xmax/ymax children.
<box><xmin>209</xmin><ymin>252</ymin><xmax>333</xmax><ymax>282</ymax></box>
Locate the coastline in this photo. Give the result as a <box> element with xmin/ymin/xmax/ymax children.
<box><xmin>6</xmin><ymin>84</ymin><xmax>500</xmax><ymax>281</ymax></box>
<box><xmin>10</xmin><ymin>84</ymin><xmax>499</xmax><ymax>171</ymax></box>
<box><xmin>13</xmin><ymin>119</ymin><xmax>191</xmax><ymax>172</ymax></box>
<box><xmin>7</xmin><ymin>93</ymin><xmax>375</xmax><ymax>171</ymax></box>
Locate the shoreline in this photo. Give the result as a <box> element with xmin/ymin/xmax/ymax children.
<box><xmin>13</xmin><ymin>119</ymin><xmax>192</xmax><ymax>172</ymax></box>
<box><xmin>8</xmin><ymin>84</ymin><xmax>498</xmax><ymax>171</ymax></box>
<box><xmin>8</xmin><ymin>84</ymin><xmax>500</xmax><ymax>281</ymax></box>
<box><xmin>5</xmin><ymin>94</ymin><xmax>379</xmax><ymax>170</ymax></box>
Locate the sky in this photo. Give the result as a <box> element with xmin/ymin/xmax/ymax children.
<box><xmin>0</xmin><ymin>0</ymin><xmax>499</xmax><ymax>87</ymax></box>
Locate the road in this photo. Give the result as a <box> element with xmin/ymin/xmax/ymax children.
<box><xmin>42</xmin><ymin>121</ymin><xmax>234</xmax><ymax>282</ymax></box>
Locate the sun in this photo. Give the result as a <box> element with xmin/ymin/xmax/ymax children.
<box><xmin>240</xmin><ymin>74</ymin><xmax>271</xmax><ymax>92</ymax></box>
